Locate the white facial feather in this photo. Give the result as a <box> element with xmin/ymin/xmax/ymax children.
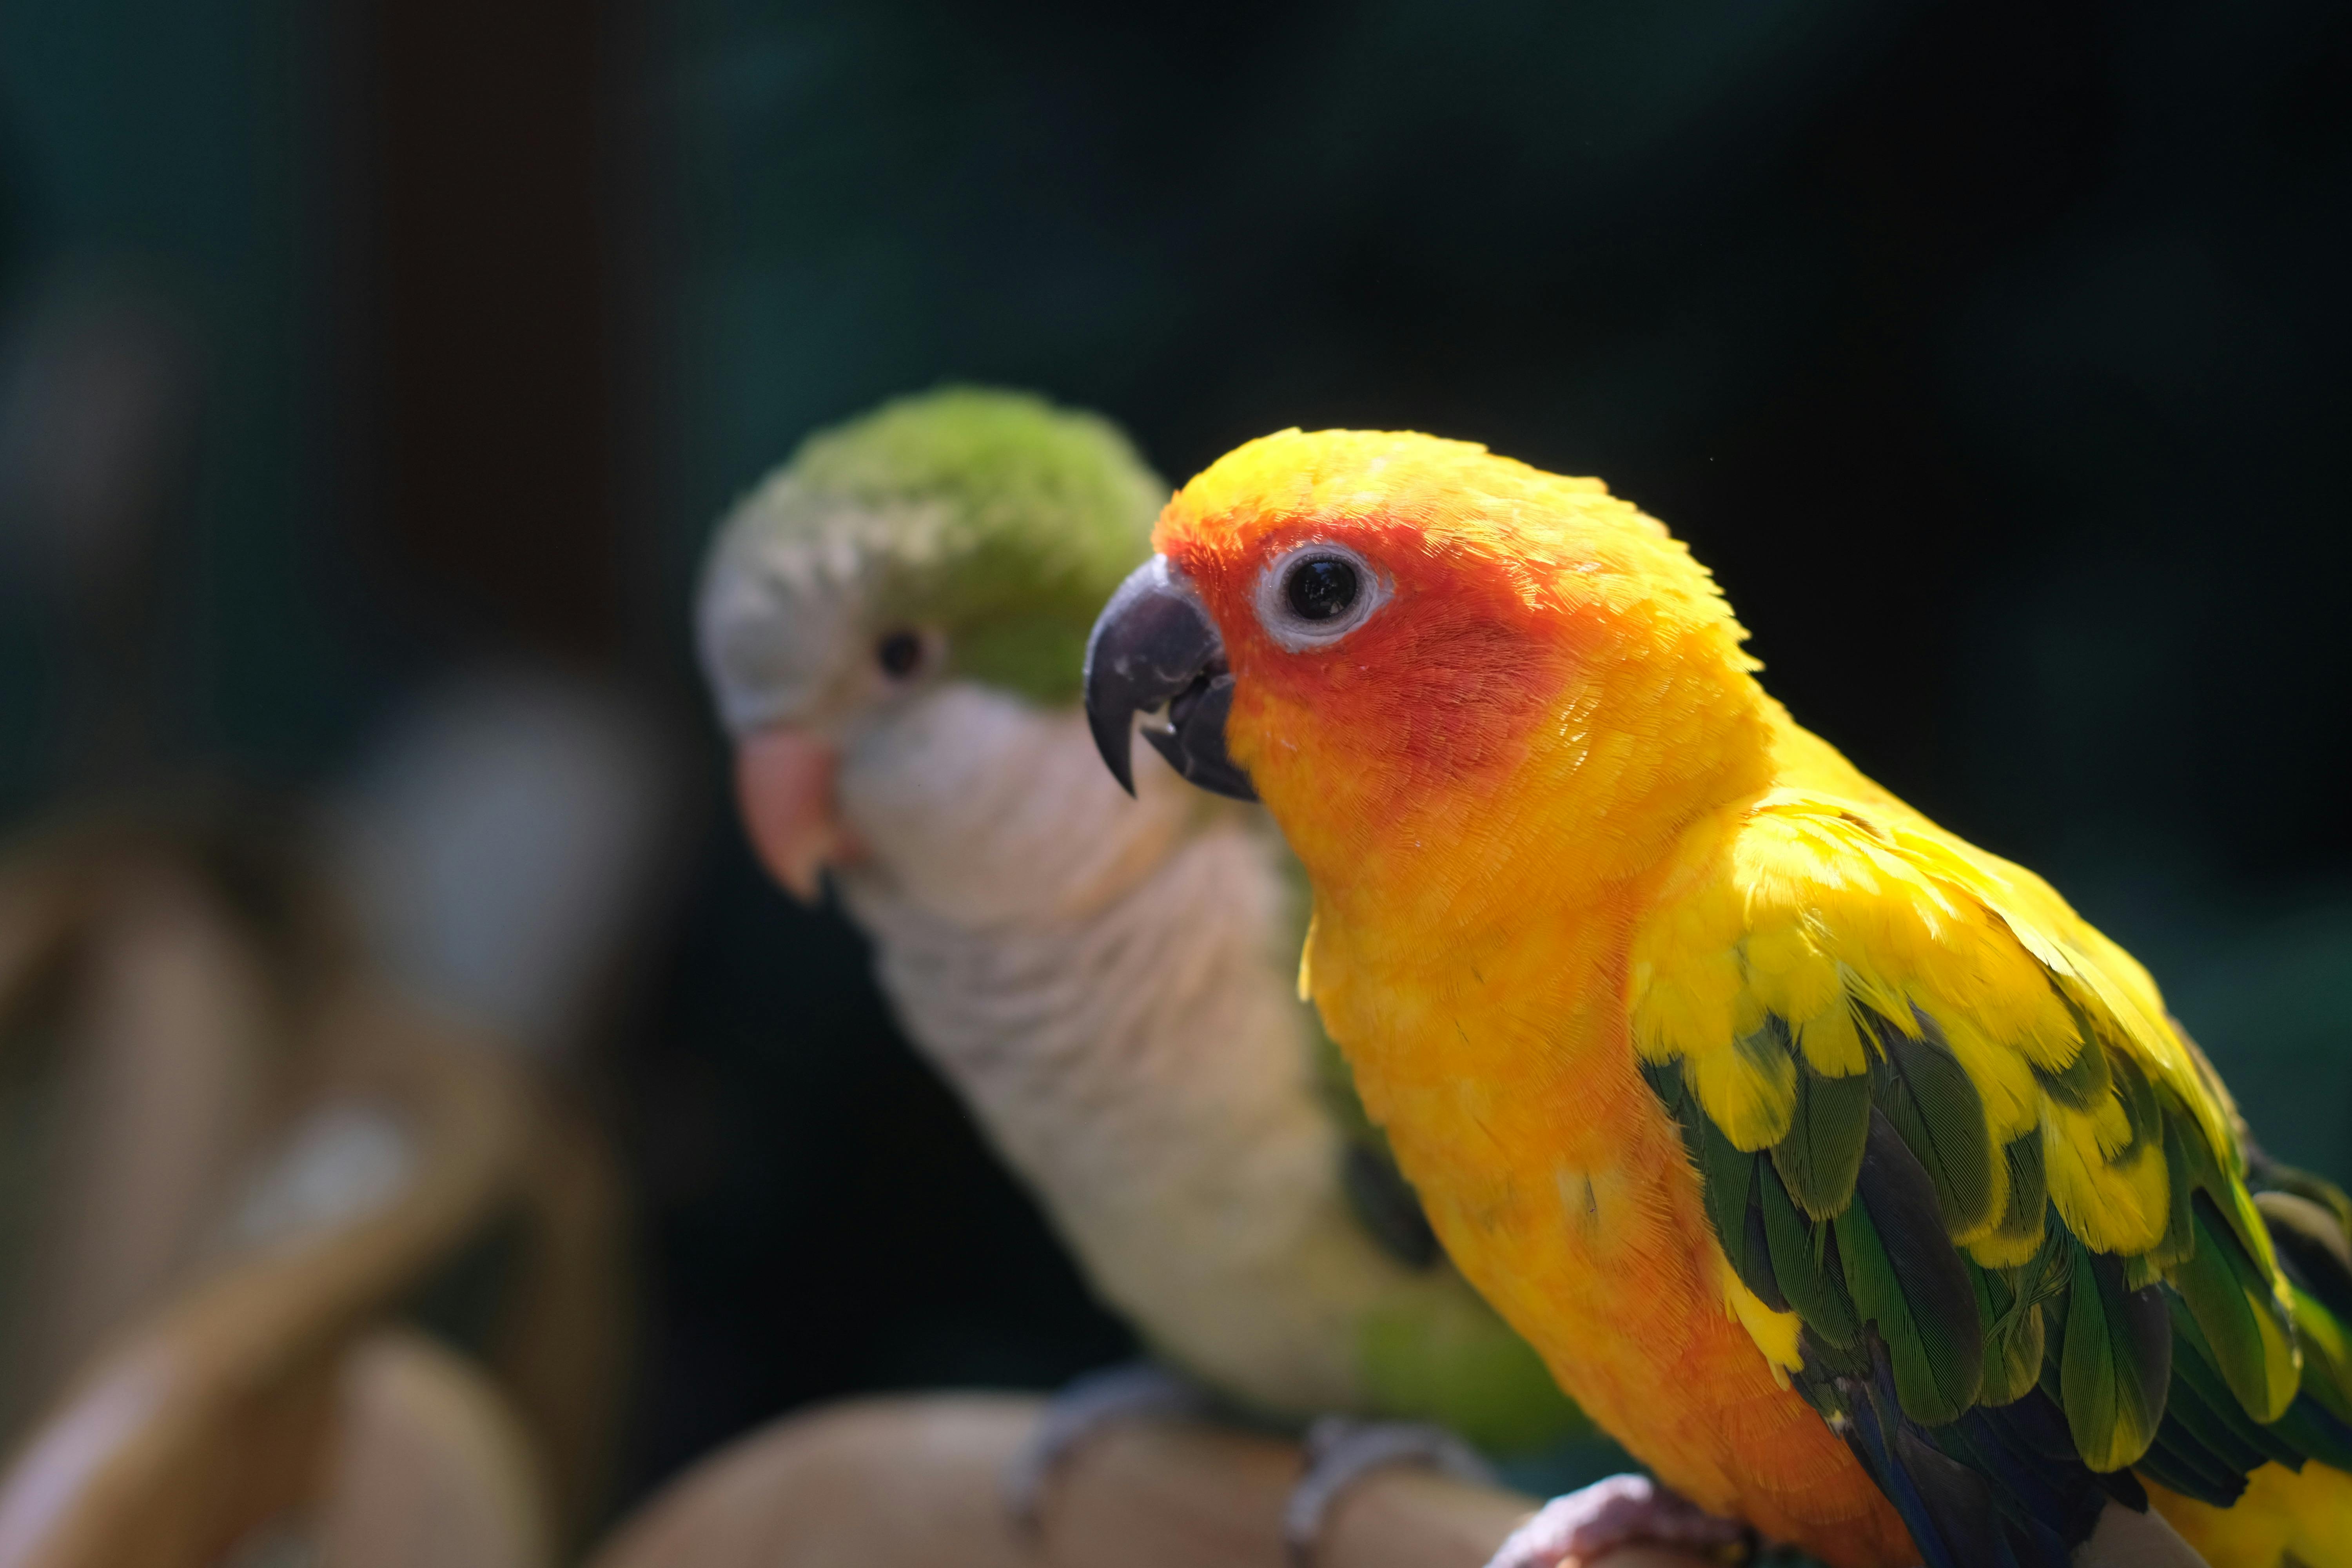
<box><xmin>697</xmin><ymin>518</ymin><xmax>859</xmax><ymax>736</ymax></box>
<box><xmin>696</xmin><ymin>488</ymin><xmax>951</xmax><ymax>738</ymax></box>
<box><xmin>834</xmin><ymin>684</ymin><xmax>1477</xmax><ymax>1415</ymax></box>
<box><xmin>838</xmin><ymin>684</ymin><xmax>1199</xmax><ymax>927</ymax></box>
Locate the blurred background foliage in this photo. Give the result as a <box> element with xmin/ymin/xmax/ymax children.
<box><xmin>0</xmin><ymin>0</ymin><xmax>2345</xmax><ymax>1524</ymax></box>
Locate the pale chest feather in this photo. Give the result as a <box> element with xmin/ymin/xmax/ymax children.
<box><xmin>829</xmin><ymin>688</ymin><xmax>1480</xmax><ymax>1417</ymax></box>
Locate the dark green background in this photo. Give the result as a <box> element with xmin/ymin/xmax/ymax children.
<box><xmin>1</xmin><ymin>0</ymin><xmax>2346</xmax><ymax>1515</ymax></box>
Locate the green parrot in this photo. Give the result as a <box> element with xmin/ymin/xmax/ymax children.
<box><xmin>694</xmin><ymin>387</ymin><xmax>1602</xmax><ymax>1537</ymax></box>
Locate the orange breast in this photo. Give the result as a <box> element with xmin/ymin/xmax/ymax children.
<box><xmin>1320</xmin><ymin>907</ymin><xmax>1916</xmax><ymax>1568</ymax></box>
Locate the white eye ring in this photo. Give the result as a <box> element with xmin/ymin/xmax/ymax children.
<box><xmin>1253</xmin><ymin>541</ymin><xmax>1389</xmax><ymax>651</ymax></box>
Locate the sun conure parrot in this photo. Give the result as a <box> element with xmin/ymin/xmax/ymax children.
<box><xmin>1082</xmin><ymin>427</ymin><xmax>2352</xmax><ymax>1568</ymax></box>
<box><xmin>693</xmin><ymin>390</ymin><xmax>1599</xmax><ymax>1541</ymax></box>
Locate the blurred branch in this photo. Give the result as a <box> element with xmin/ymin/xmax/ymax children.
<box><xmin>592</xmin><ymin>1394</ymin><xmax>1713</xmax><ymax>1568</ymax></box>
<box><xmin>493</xmin><ymin>1099</ymin><xmax>633</xmax><ymax>1544</ymax></box>
<box><xmin>0</xmin><ymin>988</ymin><xmax>531</xmax><ymax>1568</ymax></box>
<box><xmin>316</xmin><ymin>1328</ymin><xmax>553</xmax><ymax>1568</ymax></box>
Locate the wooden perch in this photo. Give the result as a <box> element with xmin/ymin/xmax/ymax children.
<box><xmin>592</xmin><ymin>1393</ymin><xmax>1719</xmax><ymax>1568</ymax></box>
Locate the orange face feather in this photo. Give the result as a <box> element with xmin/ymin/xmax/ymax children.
<box><xmin>1155</xmin><ymin>428</ymin><xmax>1780</xmax><ymax>956</ymax></box>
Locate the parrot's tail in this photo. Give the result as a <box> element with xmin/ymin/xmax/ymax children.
<box><xmin>2149</xmin><ymin>1156</ymin><xmax>2352</xmax><ymax>1568</ymax></box>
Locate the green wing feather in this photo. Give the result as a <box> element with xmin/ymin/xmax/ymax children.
<box><xmin>1773</xmin><ymin>1062</ymin><xmax>1871</xmax><ymax>1220</ymax></box>
<box><xmin>1630</xmin><ymin>789</ymin><xmax>2352</xmax><ymax>1525</ymax></box>
<box><xmin>1835</xmin><ymin>1108</ymin><xmax>1986</xmax><ymax>1424</ymax></box>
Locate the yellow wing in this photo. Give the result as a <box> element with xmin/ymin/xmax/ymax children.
<box><xmin>1628</xmin><ymin>785</ymin><xmax>2352</xmax><ymax>1558</ymax></box>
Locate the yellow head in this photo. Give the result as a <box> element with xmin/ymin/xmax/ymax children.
<box><xmin>1087</xmin><ymin>428</ymin><xmax>1775</xmax><ymax>924</ymax></box>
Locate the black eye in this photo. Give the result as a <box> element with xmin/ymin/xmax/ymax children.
<box><xmin>1285</xmin><ymin>557</ymin><xmax>1359</xmax><ymax>622</ymax></box>
<box><xmin>875</xmin><ymin>630</ymin><xmax>924</xmax><ymax>678</ymax></box>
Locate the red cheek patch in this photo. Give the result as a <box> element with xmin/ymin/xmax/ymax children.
<box><xmin>1182</xmin><ymin>530</ymin><xmax>1576</xmax><ymax>808</ymax></box>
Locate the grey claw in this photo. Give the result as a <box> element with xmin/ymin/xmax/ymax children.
<box><xmin>1002</xmin><ymin>1362</ymin><xmax>1210</xmax><ymax>1534</ymax></box>
<box><xmin>1285</xmin><ymin>1419</ymin><xmax>1497</xmax><ymax>1566</ymax></box>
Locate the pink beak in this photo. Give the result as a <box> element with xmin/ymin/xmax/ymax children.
<box><xmin>733</xmin><ymin>728</ymin><xmax>862</xmax><ymax>903</ymax></box>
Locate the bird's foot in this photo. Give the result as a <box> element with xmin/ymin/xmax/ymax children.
<box><xmin>1284</xmin><ymin>1417</ymin><xmax>1495</xmax><ymax>1565</ymax></box>
<box><xmin>1482</xmin><ymin>1474</ymin><xmax>1753</xmax><ymax>1568</ymax></box>
<box><xmin>1002</xmin><ymin>1361</ymin><xmax>1210</xmax><ymax>1532</ymax></box>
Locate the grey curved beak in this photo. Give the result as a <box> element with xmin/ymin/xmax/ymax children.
<box><xmin>1082</xmin><ymin>556</ymin><xmax>1257</xmax><ymax>802</ymax></box>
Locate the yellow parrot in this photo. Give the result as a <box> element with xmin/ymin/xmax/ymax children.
<box><xmin>1081</xmin><ymin>428</ymin><xmax>2352</xmax><ymax>1568</ymax></box>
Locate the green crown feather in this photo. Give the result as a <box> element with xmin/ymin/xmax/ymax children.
<box><xmin>742</xmin><ymin>386</ymin><xmax>1167</xmax><ymax>702</ymax></box>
